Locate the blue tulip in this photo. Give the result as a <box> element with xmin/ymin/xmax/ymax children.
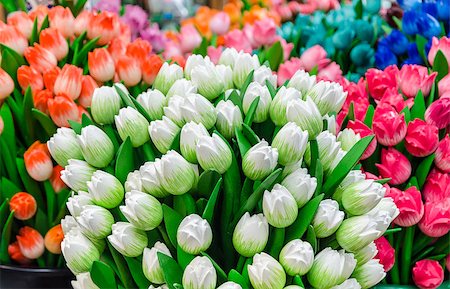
<box><xmin>437</xmin><ymin>0</ymin><xmax>450</xmax><ymax>21</ymax></box>
<box><xmin>385</xmin><ymin>30</ymin><xmax>409</xmax><ymax>55</ymax></box>
<box><xmin>332</xmin><ymin>28</ymin><xmax>355</xmax><ymax>50</ymax></box>
<box><xmin>405</xmin><ymin>42</ymin><xmax>424</xmax><ymax>65</ymax></box>
<box><xmin>397</xmin><ymin>0</ymin><xmax>420</xmax><ymax>10</ymax></box>
<box><xmin>421</xmin><ymin>1</ymin><xmax>438</xmax><ymax>19</ymax></box>
<box><xmin>375</xmin><ymin>45</ymin><xmax>397</xmax><ymax>69</ymax></box>
<box><xmin>350</xmin><ymin>43</ymin><xmax>375</xmax><ymax>67</ymax></box>
<box><xmin>355</xmin><ymin>20</ymin><xmax>374</xmax><ymax>43</ymax></box>
<box><xmin>417</xmin><ymin>12</ymin><xmax>441</xmax><ymax>39</ymax></box>
<box><xmin>402</xmin><ymin>10</ymin><xmax>421</xmax><ymax>35</ymax></box>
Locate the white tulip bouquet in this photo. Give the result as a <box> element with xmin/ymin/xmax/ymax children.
<box><xmin>51</xmin><ymin>48</ymin><xmax>399</xmax><ymax>289</ymax></box>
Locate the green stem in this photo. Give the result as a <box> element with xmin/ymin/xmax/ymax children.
<box><xmin>401</xmin><ymin>226</ymin><xmax>415</xmax><ymax>284</ymax></box>
<box><xmin>388</xmin><ymin>233</ymin><xmax>401</xmax><ymax>284</ymax></box>
<box><xmin>142</xmin><ymin>142</ymin><xmax>155</xmax><ymax>161</ymax></box>
<box><xmin>236</xmin><ymin>255</ymin><xmax>246</xmax><ymax>272</ymax></box>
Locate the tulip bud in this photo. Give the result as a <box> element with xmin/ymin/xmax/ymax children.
<box><xmin>312</xmin><ymin>199</ymin><xmax>344</xmax><ymax>238</ymax></box>
<box><xmin>61</xmin><ymin>215</ymin><xmax>79</xmax><ymax>234</ymax></box>
<box><xmin>330</xmin><ymin>279</ymin><xmax>362</xmax><ymax>289</ymax></box>
<box><xmin>352</xmin><ymin>259</ymin><xmax>386</xmax><ymax>289</ymax></box>
<box><xmin>215</xmin><ymin>100</ymin><xmax>243</xmax><ymax>139</ymax></box>
<box><xmin>281</xmin><ymin>168</ymin><xmax>317</xmax><ymax>208</ymax></box>
<box><xmin>337</xmin><ymin>128</ymin><xmax>361</xmax><ymax>151</ymax></box>
<box><xmin>272</xmin><ymin>122</ymin><xmax>308</xmax><ymax>166</ymax></box>
<box><xmin>367</xmin><ymin>197</ymin><xmax>400</xmax><ymax>231</ymax></box>
<box><xmin>61</xmin><ymin>228</ymin><xmax>100</xmax><ymax>274</ymax></box>
<box><xmin>143</xmin><ymin>242</ymin><xmax>172</xmax><ymax>284</ymax></box>
<box><xmin>88</xmin><ymin>48</ymin><xmax>115</xmax><ymax>82</ymax></box>
<box><xmin>77</xmin><ymin>125</ymin><xmax>114</xmax><ymax>168</ymax></box>
<box><xmin>305</xmin><ymin>131</ymin><xmax>345</xmax><ymax>174</ymax></box>
<box><xmin>166</xmin><ymin>79</ymin><xmax>197</xmax><ymax>99</ymax></box>
<box><xmin>71</xmin><ymin>272</ymin><xmax>99</xmax><ymax>289</ymax></box>
<box><xmin>232</xmin><ymin>53</ymin><xmax>260</xmax><ymax>88</ymax></box>
<box><xmin>336</xmin><ymin>215</ymin><xmax>384</xmax><ymax>252</ymax></box>
<box><xmin>16</xmin><ymin>226</ymin><xmax>45</xmax><ymax>259</ymax></box>
<box><xmin>263</xmin><ymin>184</ymin><xmax>298</xmax><ymax>228</ymax></box>
<box><xmin>353</xmin><ymin>242</ymin><xmax>378</xmax><ymax>266</ymax></box>
<box><xmin>219</xmin><ymin>48</ymin><xmax>239</xmax><ymax>68</ymax></box>
<box><xmin>164</xmin><ymin>95</ymin><xmax>185</xmax><ymax>127</ymax></box>
<box><xmin>287</xmin><ymin>70</ymin><xmax>316</xmax><ymax>95</ymax></box>
<box><xmin>149</xmin><ymin>116</ymin><xmax>181</xmax><ymax>154</ymax></box>
<box><xmin>153</xmin><ymin>63</ymin><xmax>183</xmax><ymax>95</ymax></box>
<box><xmin>253</xmin><ymin>65</ymin><xmax>277</xmax><ymax>88</ymax></box>
<box><xmin>140</xmin><ymin>161</ymin><xmax>169</xmax><ymax>198</ymax></box>
<box><xmin>374</xmin><ymin>237</ymin><xmax>395</xmax><ymax>272</ymax></box>
<box><xmin>323</xmin><ymin>114</ymin><xmax>338</xmax><ymax>135</ymax></box>
<box><xmin>44</xmin><ymin>224</ymin><xmax>64</xmax><ymax>254</ymax></box>
<box><xmin>279</xmin><ymin>239</ymin><xmax>314</xmax><ymax>276</ymax></box>
<box><xmin>181</xmin><ymin>93</ymin><xmax>217</xmax><ymax>129</ymax></box>
<box><xmin>217</xmin><ymin>282</ymin><xmax>243</xmax><ymax>289</ymax></box>
<box><xmin>387</xmin><ymin>186</ymin><xmax>424</xmax><ymax>227</ymax></box>
<box><xmin>405</xmin><ymin>119</ymin><xmax>439</xmax><ymax>157</ymax></box>
<box><xmin>157</xmin><ymin>151</ymin><xmax>196</xmax><ymax>195</ymax></box>
<box><xmin>412</xmin><ymin>259</ymin><xmax>444</xmax><ymax>289</ymax></box>
<box><xmin>243</xmin><ymin>82</ymin><xmax>272</xmax><ymax>123</ymax></box>
<box><xmin>307</xmin><ymin>248</ymin><xmax>356</xmax><ymax>288</ymax></box>
<box><xmin>248</xmin><ymin>252</ymin><xmax>286</xmax><ymax>289</ymax></box>
<box><xmin>216</xmin><ymin>64</ymin><xmax>234</xmax><ymax>90</ymax></box>
<box><xmin>179</xmin><ymin>122</ymin><xmax>208</xmax><ymax>163</ymax></box>
<box><xmin>418</xmin><ymin>201</ymin><xmax>450</xmax><ymax>237</ymax></box>
<box><xmin>306</xmin><ymin>81</ymin><xmax>346</xmax><ymax>116</ymax></box>
<box><xmin>90</xmin><ymin>86</ymin><xmax>122</xmax><ymax>125</ymax></box>
<box><xmin>87</xmin><ymin>170</ymin><xmax>125</xmax><ymax>209</ymax></box>
<box><xmin>233</xmin><ymin>213</ymin><xmax>269</xmax><ymax>257</ymax></box>
<box><xmin>376</xmin><ymin>148</ymin><xmax>412</xmax><ymax>185</ymax></box>
<box><xmin>269</xmin><ymin>87</ymin><xmax>301</xmax><ymax>126</ymax></box>
<box><xmin>76</xmin><ymin>205</ymin><xmax>114</xmax><ymax>239</ymax></box>
<box><xmin>191</xmin><ymin>63</ymin><xmax>225</xmax><ymax>100</ymax></box>
<box><xmin>286</xmin><ymin>97</ymin><xmax>323</xmax><ymax>140</ymax></box>
<box><xmin>242</xmin><ymin>141</ymin><xmax>278</xmax><ymax>181</ymax></box>
<box><xmin>125</xmin><ymin>170</ymin><xmax>143</xmax><ymax>192</ymax></box>
<box><xmin>120</xmin><ymin>190</ymin><xmax>163</xmax><ymax>231</ymax></box>
<box><xmin>425</xmin><ymin>97</ymin><xmax>450</xmax><ymax>130</ymax></box>
<box><xmin>177</xmin><ymin>214</ymin><xmax>213</xmax><ymax>254</ymax></box>
<box><xmin>196</xmin><ymin>133</ymin><xmax>233</xmax><ymax>174</ymax></box>
<box><xmin>182</xmin><ymin>256</ymin><xmax>217</xmax><ymax>289</ymax></box>
<box><xmin>61</xmin><ymin>160</ymin><xmax>96</xmax><ymax>192</ymax></box>
<box><xmin>24</xmin><ymin>141</ymin><xmax>53</xmax><ymax>182</ymax></box>
<box><xmin>107</xmin><ymin>222</ymin><xmax>148</xmax><ymax>257</ymax></box>
<box><xmin>434</xmin><ymin>135</ymin><xmax>450</xmax><ymax>173</ymax></box>
<box><xmin>115</xmin><ymin>107</ymin><xmax>150</xmax><ymax>147</ymax></box>
<box><xmin>333</xmin><ymin>170</ymin><xmax>366</xmax><ymax>202</ymax></box>
<box><xmin>372</xmin><ymin>103</ymin><xmax>407</xmax><ymax>146</ymax></box>
<box><xmin>48</xmin><ymin>128</ymin><xmax>83</xmax><ymax>167</ymax></box>
<box><xmin>185</xmin><ymin>55</ymin><xmax>212</xmax><ymax>80</ymax></box>
<box><xmin>9</xmin><ymin>192</ymin><xmax>37</xmax><ymax>220</ymax></box>
<box><xmin>341</xmin><ymin>180</ymin><xmax>386</xmax><ymax>216</ymax></box>
<box><xmin>137</xmin><ymin>89</ymin><xmax>166</xmax><ymax>120</ymax></box>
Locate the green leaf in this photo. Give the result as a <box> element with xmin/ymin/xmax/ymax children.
<box><xmin>427</xmin><ymin>81</ymin><xmax>436</xmax><ymax>107</ymax></box>
<box><xmin>0</xmin><ymin>103</ymin><xmax>16</xmax><ymax>158</ymax></box>
<box><xmin>162</xmin><ymin>204</ymin><xmax>184</xmax><ymax>248</ymax></box>
<box><xmin>267</xmin><ymin>227</ymin><xmax>285</xmax><ymax>258</ymax></box>
<box><xmin>0</xmin><ymin>199</ymin><xmax>10</xmax><ymax>234</ymax></box>
<box><xmin>416</xmin><ymin>154</ymin><xmax>435</xmax><ymax>189</ymax></box>
<box><xmin>202</xmin><ymin>178</ymin><xmax>223</xmax><ymax>224</ymax></box>
<box><xmin>30</xmin><ymin>17</ymin><xmax>39</xmax><ymax>44</ymax></box>
<box><xmin>0</xmin><ymin>0</ymin><xmax>17</xmax><ymax>12</ymax></box>
<box><xmin>309</xmin><ymin>140</ymin><xmax>319</xmax><ymax>177</ymax></box>
<box><xmin>240</xmin><ymin>70</ymin><xmax>255</xmax><ymax>93</ymax></box>
<box><xmin>1</xmin><ymin>177</ymin><xmax>21</xmax><ymax>201</ymax></box>
<box><xmin>306</xmin><ymin>225</ymin><xmax>317</xmax><ymax>253</ymax></box>
<box><xmin>375</xmin><ymin>178</ymin><xmax>391</xmax><ymax>185</ymax></box>
<box><xmin>313</xmin><ymin>161</ymin><xmax>323</xmax><ymax>197</ymax></box>
<box><xmin>266</xmin><ymin>80</ymin><xmax>276</xmax><ymax>98</ymax></box>
<box><xmin>244</xmin><ymin>96</ymin><xmax>259</xmax><ymax>126</ymax></box>
<box><xmin>157</xmin><ymin>252</ymin><xmax>183</xmax><ymax>289</ymax></box>
<box><xmin>364</xmin><ymin>105</ymin><xmax>375</xmax><ymax>128</ymax></box>
<box><xmin>228</xmin><ymin>269</ymin><xmax>249</xmax><ymax>289</ymax></box>
<box><xmin>227</xmin><ymin>90</ymin><xmax>243</xmax><ymax>112</ymax></box>
<box><xmin>355</xmin><ymin>0</ymin><xmax>363</xmax><ymax>18</ymax></box>
<box><xmin>293</xmin><ymin>275</ymin><xmax>305</xmax><ymax>287</ymax></box>
<box><xmin>1</xmin><ymin>49</ymin><xmax>19</xmax><ymax>82</ymax></box>
<box><xmin>115</xmin><ymin>138</ymin><xmax>134</xmax><ymax>184</ymax></box>
<box><xmin>286</xmin><ymin>194</ymin><xmax>324</xmax><ymax>243</ymax></box>
<box><xmin>34</xmin><ymin>209</ymin><xmax>48</xmax><ymax>236</ymax></box>
<box><xmin>242</xmin><ymin>123</ymin><xmax>260</xmax><ymax>146</ymax></box>
<box><xmin>266</xmin><ymin>41</ymin><xmax>283</xmax><ymax>71</ymax></box>
<box><xmin>309</xmin><ymin>65</ymin><xmax>319</xmax><ymax>76</ymax></box>
<box><xmin>107</xmin><ymin>242</ymin><xmax>135</xmax><ymax>289</ymax></box>
<box><xmin>432</xmin><ymin>50</ymin><xmax>449</xmax><ymax>82</ymax></box>
<box><xmin>0</xmin><ymin>44</ymin><xmax>26</xmax><ymax>67</ymax></box>
<box><xmin>401</xmin><ymin>106</ymin><xmax>411</xmax><ymax>123</ymax></box>
<box><xmin>31</xmin><ymin>108</ymin><xmax>57</xmax><ymax>137</ymax></box>
<box><xmin>39</xmin><ymin>15</ymin><xmax>49</xmax><ymax>32</ymax></box>
<box><xmin>177</xmin><ymin>245</ymin><xmax>195</xmax><ymax>269</ymax></box>
<box><xmin>44</xmin><ymin>181</ymin><xmax>56</xmax><ymax>226</ymax></box>
<box><xmin>410</xmin><ymin>90</ymin><xmax>426</xmax><ymax>120</ymax></box>
<box><xmin>73</xmin><ymin>0</ymin><xmax>88</xmax><ymax>16</ymax></box>
<box><xmin>81</xmin><ymin>113</ymin><xmax>94</xmax><ymax>127</ymax></box>
<box><xmin>68</xmin><ymin>120</ymin><xmax>83</xmax><ymax>134</ymax></box>
<box><xmin>192</xmin><ymin>37</ymin><xmax>208</xmax><ymax>57</ymax></box>
<box><xmin>415</xmin><ymin>35</ymin><xmax>429</xmax><ymax>66</ymax></box>
<box><xmin>323</xmin><ymin>136</ymin><xmax>374</xmax><ymax>197</ymax></box>
<box><xmin>235</xmin><ymin>127</ymin><xmax>252</xmax><ymax>157</ymax></box>
<box><xmin>173</xmin><ymin>194</ymin><xmax>196</xmax><ymax>217</ymax></box>
<box><xmin>73</xmin><ymin>37</ymin><xmax>100</xmax><ymax>66</ymax></box>
<box><xmin>22</xmin><ymin>87</ymin><xmax>35</xmax><ymax>144</ymax></box>
<box><xmin>124</xmin><ymin>257</ymin><xmax>151</xmax><ymax>288</ymax></box>
<box><xmin>0</xmin><ymin>211</ymin><xmax>14</xmax><ymax>263</ymax></box>
<box><xmin>197</xmin><ymin>170</ymin><xmax>221</xmax><ymax>198</ymax></box>
<box><xmin>90</xmin><ymin>261</ymin><xmax>117</xmax><ymax>289</ymax></box>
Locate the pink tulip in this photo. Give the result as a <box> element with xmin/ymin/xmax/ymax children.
<box><xmin>275</xmin><ymin>5</ymin><xmax>293</xmax><ymax>21</ymax></box>
<box><xmin>405</xmin><ymin>119</ymin><xmax>439</xmax><ymax>157</ymax></box>
<box><xmin>365</xmin><ymin>66</ymin><xmax>399</xmax><ymax>100</ymax></box>
<box><xmin>376</xmin><ymin>147</ymin><xmax>411</xmax><ymax>185</ymax></box>
<box><xmin>374</xmin><ymin>236</ymin><xmax>395</xmax><ymax>272</ymax></box>
<box><xmin>412</xmin><ymin>259</ymin><xmax>444</xmax><ymax>289</ymax></box>
<box><xmin>418</xmin><ymin>200</ymin><xmax>450</xmax><ymax>238</ymax></box>
<box><xmin>279</xmin><ymin>38</ymin><xmax>294</xmax><ymax>61</ymax></box>
<box><xmin>438</xmin><ymin>74</ymin><xmax>450</xmax><ymax>97</ymax></box>
<box><xmin>24</xmin><ymin>44</ymin><xmax>58</xmax><ymax>74</ymax></box>
<box><xmin>48</xmin><ymin>6</ymin><xmax>75</xmax><ymax>39</ymax></box>
<box><xmin>39</xmin><ymin>28</ymin><xmax>69</xmax><ymax>61</ymax></box>
<box><xmin>88</xmin><ymin>48</ymin><xmax>116</xmax><ymax>82</ymax></box>
<box><xmin>316</xmin><ymin>0</ymin><xmax>340</xmax><ymax>11</ymax></box>
<box><xmin>347</xmin><ymin>120</ymin><xmax>376</xmax><ymax>160</ymax></box>
<box><xmin>207</xmin><ymin>46</ymin><xmax>223</xmax><ymax>65</ymax></box>
<box><xmin>209</xmin><ymin>12</ymin><xmax>230</xmax><ymax>35</ymax></box>
<box><xmin>423</xmin><ymin>168</ymin><xmax>450</xmax><ymax>203</ymax></box>
<box><xmin>253</xmin><ymin>18</ymin><xmax>278</xmax><ymax>47</ymax></box>
<box><xmin>224</xmin><ymin>29</ymin><xmax>252</xmax><ymax>53</ymax></box>
<box><xmin>74</xmin><ymin>10</ymin><xmax>91</xmax><ymax>36</ymax></box>
<box><xmin>180</xmin><ymin>24</ymin><xmax>202</xmax><ymax>53</ymax></box>
<box><xmin>435</xmin><ymin>135</ymin><xmax>450</xmax><ymax>173</ymax></box>
<box><xmin>387</xmin><ymin>186</ymin><xmax>424</xmax><ymax>227</ymax></box>
<box><xmin>398</xmin><ymin>64</ymin><xmax>437</xmax><ymax>98</ymax></box>
<box><xmin>317</xmin><ymin>61</ymin><xmax>343</xmax><ymax>82</ymax></box>
<box><xmin>428</xmin><ymin>36</ymin><xmax>450</xmax><ymax>72</ymax></box>
<box><xmin>277</xmin><ymin>58</ymin><xmax>303</xmax><ymax>86</ymax></box>
<box><xmin>425</xmin><ymin>97</ymin><xmax>450</xmax><ymax>129</ymax></box>
<box><xmin>373</xmin><ymin>103</ymin><xmax>407</xmax><ymax>146</ymax></box>
<box><xmin>242</xmin><ymin>24</ymin><xmax>258</xmax><ymax>49</ymax></box>
<box><xmin>0</xmin><ymin>67</ymin><xmax>15</xmax><ymax>100</ymax></box>
<box><xmin>7</xmin><ymin>11</ymin><xmax>33</xmax><ymax>39</ymax></box>
<box><xmin>379</xmin><ymin>88</ymin><xmax>406</xmax><ymax>112</ymax></box>
<box><xmin>340</xmin><ymin>78</ymin><xmax>369</xmax><ymax>121</ymax></box>
<box><xmin>299</xmin><ymin>45</ymin><xmax>330</xmax><ymax>71</ymax></box>
<box><xmin>0</xmin><ymin>26</ymin><xmax>28</xmax><ymax>56</ymax></box>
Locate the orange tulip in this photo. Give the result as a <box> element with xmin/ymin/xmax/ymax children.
<box><xmin>24</xmin><ymin>44</ymin><xmax>58</xmax><ymax>74</ymax></box>
<box><xmin>142</xmin><ymin>55</ymin><xmax>164</xmax><ymax>85</ymax></box>
<box><xmin>108</xmin><ymin>38</ymin><xmax>127</xmax><ymax>64</ymax></box>
<box><xmin>17</xmin><ymin>227</ymin><xmax>45</xmax><ymax>259</ymax></box>
<box><xmin>48</xmin><ymin>6</ymin><xmax>75</xmax><ymax>39</ymax></box>
<box><xmin>39</xmin><ymin>28</ymin><xmax>69</xmax><ymax>61</ymax></box>
<box><xmin>29</xmin><ymin>6</ymin><xmax>49</xmax><ymax>29</ymax></box>
<box><xmin>79</xmin><ymin>75</ymin><xmax>98</xmax><ymax>108</ymax></box>
<box><xmin>88</xmin><ymin>12</ymin><xmax>121</xmax><ymax>46</ymax></box>
<box><xmin>170</xmin><ymin>55</ymin><xmax>186</xmax><ymax>68</ymax></box>
<box><xmin>33</xmin><ymin>89</ymin><xmax>53</xmax><ymax>114</ymax></box>
<box><xmin>0</xmin><ymin>26</ymin><xmax>28</xmax><ymax>55</ymax></box>
<box><xmin>43</xmin><ymin>66</ymin><xmax>60</xmax><ymax>92</ymax></box>
<box><xmin>119</xmin><ymin>22</ymin><xmax>132</xmax><ymax>45</ymax></box>
<box><xmin>48</xmin><ymin>94</ymin><xmax>80</xmax><ymax>127</ymax></box>
<box><xmin>8</xmin><ymin>242</ymin><xmax>32</xmax><ymax>265</ymax></box>
<box><xmin>74</xmin><ymin>10</ymin><xmax>92</xmax><ymax>36</ymax></box>
<box><xmin>24</xmin><ymin>141</ymin><xmax>53</xmax><ymax>182</ymax></box>
<box><xmin>224</xmin><ymin>2</ymin><xmax>242</xmax><ymax>25</ymax></box>
<box><xmin>9</xmin><ymin>192</ymin><xmax>37</xmax><ymax>220</ymax></box>
<box><xmin>116</xmin><ymin>55</ymin><xmax>142</xmax><ymax>87</ymax></box>
<box><xmin>88</xmin><ymin>48</ymin><xmax>115</xmax><ymax>82</ymax></box>
<box><xmin>50</xmin><ymin>165</ymin><xmax>67</xmax><ymax>193</ymax></box>
<box><xmin>7</xmin><ymin>11</ymin><xmax>33</xmax><ymax>39</ymax></box>
<box><xmin>0</xmin><ymin>67</ymin><xmax>14</xmax><ymax>100</ymax></box>
<box><xmin>44</xmin><ymin>225</ymin><xmax>64</xmax><ymax>254</ymax></box>
<box><xmin>126</xmin><ymin>38</ymin><xmax>152</xmax><ymax>63</ymax></box>
<box><xmin>53</xmin><ymin>64</ymin><xmax>83</xmax><ymax>100</ymax></box>
<box><xmin>17</xmin><ymin>65</ymin><xmax>44</xmax><ymax>94</ymax></box>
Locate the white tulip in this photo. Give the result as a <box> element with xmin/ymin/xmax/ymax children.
<box><xmin>140</xmin><ymin>160</ymin><xmax>169</xmax><ymax>198</ymax></box>
<box><xmin>61</xmin><ymin>229</ymin><xmax>100</xmax><ymax>274</ymax></box>
<box><xmin>263</xmin><ymin>184</ymin><xmax>298</xmax><ymax>228</ymax></box>
<box><xmin>215</xmin><ymin>100</ymin><xmax>243</xmax><ymax>139</ymax></box>
<box><xmin>137</xmin><ymin>89</ymin><xmax>166</xmax><ymax>120</ymax></box>
<box><xmin>312</xmin><ymin>199</ymin><xmax>345</xmax><ymax>238</ymax></box>
<box><xmin>77</xmin><ymin>125</ymin><xmax>114</xmax><ymax>168</ymax></box>
<box><xmin>149</xmin><ymin>116</ymin><xmax>181</xmax><ymax>154</ymax></box>
<box><xmin>287</xmin><ymin>70</ymin><xmax>316</xmax><ymax>95</ymax></box>
<box><xmin>232</xmin><ymin>213</ymin><xmax>269</xmax><ymax>257</ymax></box>
<box><xmin>341</xmin><ymin>180</ymin><xmax>386</xmax><ymax>216</ymax></box>
<box><xmin>279</xmin><ymin>239</ymin><xmax>314</xmax><ymax>276</ymax></box>
<box><xmin>253</xmin><ymin>65</ymin><xmax>277</xmax><ymax>88</ymax></box>
<box><xmin>47</xmin><ymin>128</ymin><xmax>83</xmax><ymax>167</ymax></box>
<box><xmin>163</xmin><ymin>95</ymin><xmax>185</xmax><ymax>127</ymax></box>
<box><xmin>142</xmin><ymin>242</ymin><xmax>172</xmax><ymax>284</ymax></box>
<box><xmin>306</xmin><ymin>81</ymin><xmax>347</xmax><ymax>116</ymax></box>
<box><xmin>180</xmin><ymin>122</ymin><xmax>209</xmax><ymax>163</ymax></box>
<box><xmin>182</xmin><ymin>256</ymin><xmax>217</xmax><ymax>289</ymax></box>
<box><xmin>107</xmin><ymin>222</ymin><xmax>148</xmax><ymax>257</ymax></box>
<box><xmin>196</xmin><ymin>133</ymin><xmax>233</xmax><ymax>174</ymax></box>
<box><xmin>248</xmin><ymin>252</ymin><xmax>286</xmax><ymax>289</ymax></box>
<box><xmin>87</xmin><ymin>170</ymin><xmax>124</xmax><ymax>209</ymax></box>
<box><xmin>114</xmin><ymin>107</ymin><xmax>150</xmax><ymax>147</ymax></box>
<box><xmin>333</xmin><ymin>170</ymin><xmax>366</xmax><ymax>202</ymax></box>
<box><xmin>367</xmin><ymin>197</ymin><xmax>400</xmax><ymax>223</ymax></box>
<box><xmin>191</xmin><ymin>63</ymin><xmax>225</xmax><ymax>100</ymax></box>
<box><xmin>125</xmin><ymin>170</ymin><xmax>143</xmax><ymax>192</ymax></box>
<box><xmin>269</xmin><ymin>87</ymin><xmax>301</xmax><ymax>126</ymax></box>
<box><xmin>337</xmin><ymin>128</ymin><xmax>361</xmax><ymax>151</ymax></box>
<box><xmin>71</xmin><ymin>272</ymin><xmax>99</xmax><ymax>289</ymax></box>
<box><xmin>352</xmin><ymin>259</ymin><xmax>386</xmax><ymax>289</ymax></box>
<box><xmin>216</xmin><ymin>64</ymin><xmax>234</xmax><ymax>90</ymax></box>
<box><xmin>304</xmin><ymin>131</ymin><xmax>345</xmax><ymax>173</ymax></box>
<box><xmin>61</xmin><ymin>215</ymin><xmax>79</xmax><ymax>234</ymax></box>
<box><xmin>281</xmin><ymin>168</ymin><xmax>317</xmax><ymax>208</ymax></box>
<box><xmin>90</xmin><ymin>86</ymin><xmax>121</xmax><ymax>125</ymax></box>
<box><xmin>177</xmin><ymin>214</ymin><xmax>213</xmax><ymax>254</ymax></box>
<box><xmin>166</xmin><ymin>79</ymin><xmax>197</xmax><ymax>99</ymax></box>
<box><xmin>336</xmin><ymin>215</ymin><xmax>384</xmax><ymax>252</ymax></box>
<box><xmin>323</xmin><ymin>114</ymin><xmax>338</xmax><ymax>135</ymax></box>
<box><xmin>330</xmin><ymin>279</ymin><xmax>362</xmax><ymax>289</ymax></box>
<box><xmin>157</xmin><ymin>151</ymin><xmax>196</xmax><ymax>195</ymax></box>
<box><xmin>219</xmin><ymin>48</ymin><xmax>239</xmax><ymax>68</ymax></box>
<box><xmin>61</xmin><ymin>160</ymin><xmax>96</xmax><ymax>192</ymax></box>
<box><xmin>120</xmin><ymin>190</ymin><xmax>163</xmax><ymax>231</ymax></box>
<box><xmin>66</xmin><ymin>191</ymin><xmax>93</xmax><ymax>218</ymax></box>
<box><xmin>76</xmin><ymin>205</ymin><xmax>114</xmax><ymax>239</ymax></box>
<box><xmin>217</xmin><ymin>282</ymin><xmax>243</xmax><ymax>289</ymax></box>
<box><xmin>181</xmin><ymin>93</ymin><xmax>217</xmax><ymax>129</ymax></box>
<box><xmin>286</xmin><ymin>97</ymin><xmax>323</xmax><ymax>140</ymax></box>
<box><xmin>353</xmin><ymin>242</ymin><xmax>378</xmax><ymax>266</ymax></box>
<box><xmin>232</xmin><ymin>53</ymin><xmax>260</xmax><ymax>88</ymax></box>
<box><xmin>272</xmin><ymin>122</ymin><xmax>308</xmax><ymax>165</ymax></box>
<box><xmin>242</xmin><ymin>82</ymin><xmax>272</xmax><ymax>123</ymax></box>
<box><xmin>153</xmin><ymin>63</ymin><xmax>183</xmax><ymax>94</ymax></box>
<box><xmin>184</xmin><ymin>55</ymin><xmax>212</xmax><ymax>80</ymax></box>
<box><xmin>242</xmin><ymin>141</ymin><xmax>278</xmax><ymax>181</ymax></box>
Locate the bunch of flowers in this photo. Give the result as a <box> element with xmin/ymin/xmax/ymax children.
<box><xmin>52</xmin><ymin>49</ymin><xmax>400</xmax><ymax>289</ymax></box>
<box><xmin>279</xmin><ymin>0</ymin><xmax>383</xmax><ymax>80</ymax></box>
<box><xmin>375</xmin><ymin>0</ymin><xmax>449</xmax><ymax>69</ymax></box>
<box><xmin>338</xmin><ymin>38</ymin><xmax>450</xmax><ymax>289</ymax></box>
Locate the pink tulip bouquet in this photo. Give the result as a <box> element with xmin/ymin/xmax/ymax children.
<box><xmin>338</xmin><ymin>37</ymin><xmax>450</xmax><ymax>289</ymax></box>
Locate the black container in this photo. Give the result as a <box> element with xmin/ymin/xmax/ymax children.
<box><xmin>0</xmin><ymin>265</ymin><xmax>73</xmax><ymax>289</ymax></box>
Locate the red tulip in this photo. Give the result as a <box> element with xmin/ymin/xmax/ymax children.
<box><xmin>8</xmin><ymin>242</ymin><xmax>32</xmax><ymax>265</ymax></box>
<box><xmin>16</xmin><ymin>227</ymin><xmax>45</xmax><ymax>259</ymax></box>
<box><xmin>0</xmin><ymin>26</ymin><xmax>28</xmax><ymax>55</ymax></box>
<box><xmin>379</xmin><ymin>87</ymin><xmax>406</xmax><ymax>112</ymax></box>
<box><xmin>423</xmin><ymin>168</ymin><xmax>450</xmax><ymax>203</ymax></box>
<box><xmin>24</xmin><ymin>44</ymin><xmax>58</xmax><ymax>74</ymax></box>
<box><xmin>44</xmin><ymin>224</ymin><xmax>64</xmax><ymax>254</ymax></box>
<box><xmin>9</xmin><ymin>192</ymin><xmax>37</xmax><ymax>220</ymax></box>
<box><xmin>374</xmin><ymin>236</ymin><xmax>395</xmax><ymax>272</ymax></box>
<box><xmin>78</xmin><ymin>75</ymin><xmax>98</xmax><ymax>108</ymax></box>
<box><xmin>17</xmin><ymin>65</ymin><xmax>44</xmax><ymax>93</ymax></box>
<box><xmin>50</xmin><ymin>165</ymin><xmax>67</xmax><ymax>193</ymax></box>
<box><xmin>33</xmin><ymin>89</ymin><xmax>53</xmax><ymax>114</ymax></box>
<box><xmin>87</xmin><ymin>12</ymin><xmax>121</xmax><ymax>46</ymax></box>
<box><xmin>24</xmin><ymin>141</ymin><xmax>53</xmax><ymax>182</ymax></box>
<box><xmin>398</xmin><ymin>64</ymin><xmax>437</xmax><ymax>98</ymax></box>
<box><xmin>387</xmin><ymin>186</ymin><xmax>424</xmax><ymax>227</ymax></box>
<box><xmin>0</xmin><ymin>67</ymin><xmax>14</xmax><ymax>100</ymax></box>
<box><xmin>373</xmin><ymin>103</ymin><xmax>407</xmax><ymax>146</ymax></box>
<box><xmin>126</xmin><ymin>38</ymin><xmax>152</xmax><ymax>63</ymax></box>
<box><xmin>43</xmin><ymin>66</ymin><xmax>60</xmax><ymax>93</ymax></box>
<box><xmin>39</xmin><ymin>28</ymin><xmax>69</xmax><ymax>61</ymax></box>
<box><xmin>405</xmin><ymin>119</ymin><xmax>439</xmax><ymax>157</ymax></box>
<box><xmin>365</xmin><ymin>65</ymin><xmax>398</xmax><ymax>100</ymax></box>
<box><xmin>142</xmin><ymin>55</ymin><xmax>164</xmax><ymax>85</ymax></box>
<box><xmin>116</xmin><ymin>55</ymin><xmax>142</xmax><ymax>87</ymax></box>
<box><xmin>7</xmin><ymin>11</ymin><xmax>33</xmax><ymax>39</ymax></box>
<box><xmin>376</xmin><ymin>147</ymin><xmax>411</xmax><ymax>185</ymax></box>
<box><xmin>418</xmin><ymin>200</ymin><xmax>450</xmax><ymax>237</ymax></box>
<box><xmin>47</xmin><ymin>93</ymin><xmax>80</xmax><ymax>127</ymax></box>
<box><xmin>88</xmin><ymin>48</ymin><xmax>115</xmax><ymax>82</ymax></box>
<box><xmin>54</xmin><ymin>64</ymin><xmax>83</xmax><ymax>100</ymax></box>
<box><xmin>412</xmin><ymin>259</ymin><xmax>444</xmax><ymax>289</ymax></box>
<box><xmin>347</xmin><ymin>120</ymin><xmax>377</xmax><ymax>160</ymax></box>
<box><xmin>425</xmin><ymin>97</ymin><xmax>450</xmax><ymax>129</ymax></box>
<box><xmin>434</xmin><ymin>135</ymin><xmax>450</xmax><ymax>173</ymax></box>
<box><xmin>48</xmin><ymin>6</ymin><xmax>75</xmax><ymax>39</ymax></box>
